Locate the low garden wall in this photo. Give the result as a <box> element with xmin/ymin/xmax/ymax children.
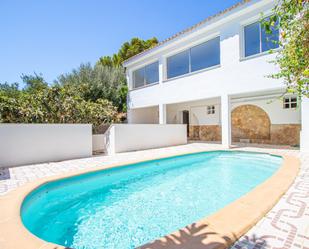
<box><xmin>105</xmin><ymin>124</ymin><xmax>187</xmax><ymax>154</ymax></box>
<box><xmin>0</xmin><ymin>124</ymin><xmax>92</xmax><ymax>168</ymax></box>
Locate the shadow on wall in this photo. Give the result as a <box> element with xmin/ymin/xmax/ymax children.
<box><xmin>137</xmin><ymin>222</ymin><xmax>268</xmax><ymax>249</ymax></box>
<box><xmin>0</xmin><ymin>168</ymin><xmax>10</xmax><ymax>180</ymax></box>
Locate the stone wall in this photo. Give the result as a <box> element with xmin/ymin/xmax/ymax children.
<box><xmin>188</xmin><ymin>105</ymin><xmax>300</xmax><ymax>146</ymax></box>
<box><xmin>189</xmin><ymin>125</ymin><xmax>221</xmax><ymax>141</ymax></box>
<box><xmin>270</xmin><ymin>124</ymin><xmax>301</xmax><ymax>146</ymax></box>
<box><xmin>232</xmin><ymin>104</ymin><xmax>271</xmax><ymax>142</ymax></box>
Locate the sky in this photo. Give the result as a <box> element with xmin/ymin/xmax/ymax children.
<box><xmin>0</xmin><ymin>0</ymin><xmax>240</xmax><ymax>85</ymax></box>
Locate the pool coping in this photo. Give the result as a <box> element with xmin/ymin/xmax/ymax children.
<box><xmin>0</xmin><ymin>149</ymin><xmax>300</xmax><ymax>249</ymax></box>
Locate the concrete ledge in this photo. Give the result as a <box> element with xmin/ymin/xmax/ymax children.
<box><xmin>0</xmin><ymin>151</ymin><xmax>300</xmax><ymax>249</ymax></box>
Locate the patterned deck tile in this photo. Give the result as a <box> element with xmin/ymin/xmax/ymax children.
<box><xmin>231</xmin><ymin>149</ymin><xmax>309</xmax><ymax>249</ymax></box>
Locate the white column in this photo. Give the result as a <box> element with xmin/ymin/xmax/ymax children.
<box><xmin>301</xmin><ymin>97</ymin><xmax>309</xmax><ymax>152</ymax></box>
<box><xmin>159</xmin><ymin>104</ymin><xmax>167</xmax><ymax>124</ymax></box>
<box><xmin>221</xmin><ymin>94</ymin><xmax>231</xmax><ymax>148</ymax></box>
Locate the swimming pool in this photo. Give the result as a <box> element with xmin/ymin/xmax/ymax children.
<box><xmin>21</xmin><ymin>151</ymin><xmax>282</xmax><ymax>249</ymax></box>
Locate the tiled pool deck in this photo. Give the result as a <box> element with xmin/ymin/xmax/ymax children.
<box><xmin>0</xmin><ymin>143</ymin><xmax>308</xmax><ymax>249</ymax></box>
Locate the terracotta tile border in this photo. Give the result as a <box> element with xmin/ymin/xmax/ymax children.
<box><xmin>0</xmin><ymin>150</ymin><xmax>300</xmax><ymax>249</ymax></box>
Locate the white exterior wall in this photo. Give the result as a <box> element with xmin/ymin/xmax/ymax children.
<box><xmin>105</xmin><ymin>124</ymin><xmax>187</xmax><ymax>154</ymax></box>
<box><xmin>0</xmin><ymin>124</ymin><xmax>92</xmax><ymax>168</ymax></box>
<box><xmin>126</xmin><ymin>0</ymin><xmax>281</xmax><ymax>110</ymax></box>
<box><xmin>124</xmin><ymin>0</ymin><xmax>306</xmax><ymax>149</ymax></box>
<box><xmin>167</xmin><ymin>98</ymin><xmax>220</xmax><ymax>125</ymax></box>
<box><xmin>128</xmin><ymin>106</ymin><xmax>159</xmax><ymax>124</ymax></box>
<box><xmin>166</xmin><ymin>96</ymin><xmax>300</xmax><ymax>126</ymax></box>
<box><xmin>301</xmin><ymin>98</ymin><xmax>309</xmax><ymax>152</ymax></box>
<box><xmin>231</xmin><ymin>96</ymin><xmax>301</xmax><ymax>124</ymax></box>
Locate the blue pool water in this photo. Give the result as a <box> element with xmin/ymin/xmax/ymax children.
<box><xmin>21</xmin><ymin>151</ymin><xmax>282</xmax><ymax>249</ymax></box>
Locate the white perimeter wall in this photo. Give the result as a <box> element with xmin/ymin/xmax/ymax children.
<box><xmin>92</xmin><ymin>134</ymin><xmax>106</xmax><ymax>153</ymax></box>
<box><xmin>0</xmin><ymin>124</ymin><xmax>92</xmax><ymax>168</ymax></box>
<box><xmin>105</xmin><ymin>124</ymin><xmax>187</xmax><ymax>154</ymax></box>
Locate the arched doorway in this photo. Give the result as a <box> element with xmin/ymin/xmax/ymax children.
<box><xmin>231</xmin><ymin>104</ymin><xmax>271</xmax><ymax>143</ymax></box>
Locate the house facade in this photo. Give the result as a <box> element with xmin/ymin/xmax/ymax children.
<box><xmin>123</xmin><ymin>0</ymin><xmax>308</xmax><ymax>149</ymax></box>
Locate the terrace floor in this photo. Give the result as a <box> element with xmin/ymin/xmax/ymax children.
<box><xmin>0</xmin><ymin>143</ymin><xmax>308</xmax><ymax>249</ymax></box>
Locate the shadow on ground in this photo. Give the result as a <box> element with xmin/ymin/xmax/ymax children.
<box><xmin>137</xmin><ymin>223</ymin><xmax>234</xmax><ymax>249</ymax></box>
<box><xmin>0</xmin><ymin>168</ymin><xmax>10</xmax><ymax>180</ymax></box>
<box><xmin>137</xmin><ymin>222</ymin><xmax>268</xmax><ymax>249</ymax></box>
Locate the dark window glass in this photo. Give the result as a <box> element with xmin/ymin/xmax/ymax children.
<box><xmin>244</xmin><ymin>22</ymin><xmax>260</xmax><ymax>57</ymax></box>
<box><xmin>133</xmin><ymin>68</ymin><xmax>145</xmax><ymax>88</ymax></box>
<box><xmin>145</xmin><ymin>62</ymin><xmax>159</xmax><ymax>84</ymax></box>
<box><xmin>291</xmin><ymin>102</ymin><xmax>297</xmax><ymax>108</ymax></box>
<box><xmin>261</xmin><ymin>18</ymin><xmax>279</xmax><ymax>52</ymax></box>
<box><xmin>167</xmin><ymin>50</ymin><xmax>189</xmax><ymax>79</ymax></box>
<box><xmin>190</xmin><ymin>37</ymin><xmax>220</xmax><ymax>72</ymax></box>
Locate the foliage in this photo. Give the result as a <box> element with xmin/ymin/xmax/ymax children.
<box><xmin>97</xmin><ymin>37</ymin><xmax>159</xmax><ymax>67</ymax></box>
<box><xmin>21</xmin><ymin>72</ymin><xmax>48</xmax><ymax>93</ymax></box>
<box><xmin>0</xmin><ymin>36</ymin><xmax>158</xmax><ymax>127</ymax></box>
<box><xmin>0</xmin><ymin>79</ymin><xmax>119</xmax><ymax>129</ymax></box>
<box><xmin>56</xmin><ymin>63</ymin><xmax>128</xmax><ymax>112</ymax></box>
<box><xmin>263</xmin><ymin>0</ymin><xmax>309</xmax><ymax>97</ymax></box>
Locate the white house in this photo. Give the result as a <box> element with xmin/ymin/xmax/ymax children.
<box><xmin>123</xmin><ymin>0</ymin><xmax>309</xmax><ymax>150</ymax></box>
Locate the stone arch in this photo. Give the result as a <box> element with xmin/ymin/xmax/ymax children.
<box><xmin>231</xmin><ymin>104</ymin><xmax>271</xmax><ymax>143</ymax></box>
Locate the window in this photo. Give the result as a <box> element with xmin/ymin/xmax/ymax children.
<box><xmin>167</xmin><ymin>50</ymin><xmax>190</xmax><ymax>79</ymax></box>
<box><xmin>283</xmin><ymin>96</ymin><xmax>297</xmax><ymax>109</ymax></box>
<box><xmin>132</xmin><ymin>61</ymin><xmax>159</xmax><ymax>89</ymax></box>
<box><xmin>191</xmin><ymin>37</ymin><xmax>220</xmax><ymax>72</ymax></box>
<box><xmin>244</xmin><ymin>17</ymin><xmax>279</xmax><ymax>57</ymax></box>
<box><xmin>133</xmin><ymin>68</ymin><xmax>145</xmax><ymax>88</ymax></box>
<box><xmin>167</xmin><ymin>37</ymin><xmax>220</xmax><ymax>79</ymax></box>
<box><xmin>207</xmin><ymin>105</ymin><xmax>215</xmax><ymax>114</ymax></box>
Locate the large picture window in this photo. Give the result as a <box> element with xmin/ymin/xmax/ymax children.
<box><xmin>167</xmin><ymin>37</ymin><xmax>220</xmax><ymax>79</ymax></box>
<box><xmin>132</xmin><ymin>61</ymin><xmax>159</xmax><ymax>89</ymax></box>
<box><xmin>244</xmin><ymin>17</ymin><xmax>279</xmax><ymax>57</ymax></box>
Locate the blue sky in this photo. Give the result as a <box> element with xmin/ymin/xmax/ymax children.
<box><xmin>0</xmin><ymin>0</ymin><xmax>240</xmax><ymax>84</ymax></box>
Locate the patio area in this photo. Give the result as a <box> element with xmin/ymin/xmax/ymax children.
<box><xmin>0</xmin><ymin>143</ymin><xmax>308</xmax><ymax>249</ymax></box>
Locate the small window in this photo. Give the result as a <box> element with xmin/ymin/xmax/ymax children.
<box><xmin>283</xmin><ymin>96</ymin><xmax>298</xmax><ymax>109</ymax></box>
<box><xmin>132</xmin><ymin>61</ymin><xmax>159</xmax><ymax>89</ymax></box>
<box><xmin>207</xmin><ymin>105</ymin><xmax>215</xmax><ymax>114</ymax></box>
<box><xmin>244</xmin><ymin>17</ymin><xmax>279</xmax><ymax>57</ymax></box>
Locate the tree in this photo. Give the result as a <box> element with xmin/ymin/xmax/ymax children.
<box><xmin>21</xmin><ymin>73</ymin><xmax>48</xmax><ymax>92</ymax></box>
<box><xmin>56</xmin><ymin>63</ymin><xmax>128</xmax><ymax>112</ymax></box>
<box><xmin>263</xmin><ymin>0</ymin><xmax>309</xmax><ymax>97</ymax></box>
<box><xmin>97</xmin><ymin>37</ymin><xmax>159</xmax><ymax>67</ymax></box>
<box><xmin>0</xmin><ymin>81</ymin><xmax>119</xmax><ymax>128</ymax></box>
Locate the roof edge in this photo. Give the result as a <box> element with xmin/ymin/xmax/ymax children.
<box><xmin>123</xmin><ymin>0</ymin><xmax>253</xmax><ymax>67</ymax></box>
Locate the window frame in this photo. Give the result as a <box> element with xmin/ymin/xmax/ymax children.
<box><xmin>207</xmin><ymin>105</ymin><xmax>215</xmax><ymax>115</ymax></box>
<box><xmin>165</xmin><ymin>36</ymin><xmax>221</xmax><ymax>80</ymax></box>
<box><xmin>283</xmin><ymin>96</ymin><xmax>298</xmax><ymax>109</ymax></box>
<box><xmin>240</xmin><ymin>14</ymin><xmax>280</xmax><ymax>60</ymax></box>
<box><xmin>132</xmin><ymin>61</ymin><xmax>159</xmax><ymax>89</ymax></box>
